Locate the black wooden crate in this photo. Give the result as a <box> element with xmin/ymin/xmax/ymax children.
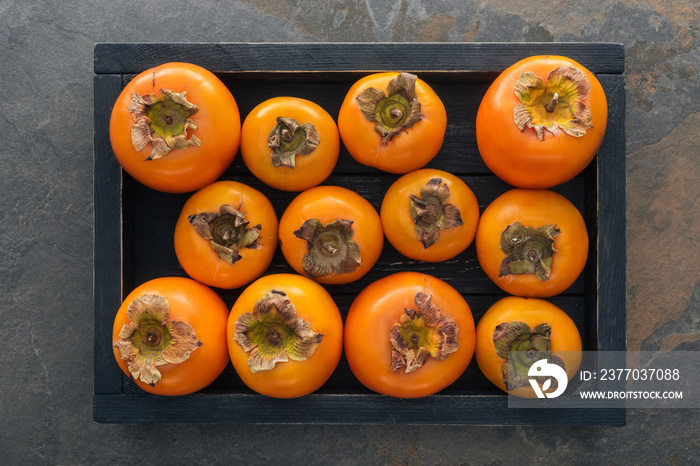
<box><xmin>93</xmin><ymin>43</ymin><xmax>626</xmax><ymax>425</ymax></box>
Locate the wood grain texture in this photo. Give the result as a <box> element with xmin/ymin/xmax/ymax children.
<box><xmin>93</xmin><ymin>42</ymin><xmax>625</xmax><ymax>425</ymax></box>
<box><xmin>93</xmin><ymin>393</ymin><xmax>625</xmax><ymax>426</ymax></box>
<box><xmin>596</xmin><ymin>74</ymin><xmax>627</xmax><ymax>352</ymax></box>
<box><xmin>93</xmin><ymin>74</ymin><xmax>124</xmax><ymax>395</ymax></box>
<box><xmin>94</xmin><ymin>42</ymin><xmax>625</xmax><ymax>75</ymax></box>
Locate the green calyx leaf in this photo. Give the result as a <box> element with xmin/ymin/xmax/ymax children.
<box><xmin>492</xmin><ymin>320</ymin><xmax>565</xmax><ymax>391</ymax></box>
<box><xmin>499</xmin><ymin>222</ymin><xmax>560</xmax><ymax>282</ymax></box>
<box><xmin>513</xmin><ymin>66</ymin><xmax>594</xmax><ymax>141</ymax></box>
<box><xmin>128</xmin><ymin>89</ymin><xmax>201</xmax><ymax>160</ymax></box>
<box><xmin>188</xmin><ymin>204</ymin><xmax>262</xmax><ymax>265</ymax></box>
<box><xmin>390</xmin><ymin>292</ymin><xmax>459</xmax><ymax>374</ymax></box>
<box><xmin>293</xmin><ymin>218</ymin><xmax>362</xmax><ymax>278</ymax></box>
<box><xmin>408</xmin><ymin>178</ymin><xmax>464</xmax><ymax>249</ymax></box>
<box><xmin>356</xmin><ymin>72</ymin><xmax>424</xmax><ymax>143</ymax></box>
<box><xmin>113</xmin><ymin>294</ymin><xmax>202</xmax><ymax>386</ymax></box>
<box><xmin>268</xmin><ymin>117</ymin><xmax>320</xmax><ymax>168</ymax></box>
<box><xmin>233</xmin><ymin>290</ymin><xmax>323</xmax><ymax>373</ymax></box>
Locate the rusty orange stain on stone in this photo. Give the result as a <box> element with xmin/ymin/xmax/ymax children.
<box><xmin>417</xmin><ymin>13</ymin><xmax>455</xmax><ymax>42</ymax></box>
<box><xmin>659</xmin><ymin>332</ymin><xmax>700</xmax><ymax>352</ymax></box>
<box><xmin>461</xmin><ymin>16</ymin><xmax>482</xmax><ymax>42</ymax></box>
<box><xmin>647</xmin><ymin>0</ymin><xmax>700</xmax><ymax>29</ymax></box>
<box><xmin>626</xmin><ymin>111</ymin><xmax>700</xmax><ymax>351</ymax></box>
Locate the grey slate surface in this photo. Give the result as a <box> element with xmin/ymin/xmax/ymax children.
<box><xmin>1</xmin><ymin>1</ymin><xmax>698</xmax><ymax>464</ymax></box>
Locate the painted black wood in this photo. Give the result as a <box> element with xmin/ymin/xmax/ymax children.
<box><xmin>93</xmin><ymin>42</ymin><xmax>626</xmax><ymax>425</ymax></box>
<box><xmin>94</xmin><ymin>393</ymin><xmax>625</xmax><ymax>426</ymax></box>
<box><xmin>596</xmin><ymin>74</ymin><xmax>627</xmax><ymax>352</ymax></box>
<box><xmin>94</xmin><ymin>42</ymin><xmax>625</xmax><ymax>74</ymax></box>
<box><xmin>93</xmin><ymin>74</ymin><xmax>124</xmax><ymax>395</ymax></box>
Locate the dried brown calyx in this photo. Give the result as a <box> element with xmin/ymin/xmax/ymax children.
<box><xmin>189</xmin><ymin>204</ymin><xmax>262</xmax><ymax>265</ymax></box>
<box><xmin>390</xmin><ymin>292</ymin><xmax>459</xmax><ymax>374</ymax></box>
<box><xmin>356</xmin><ymin>72</ymin><xmax>424</xmax><ymax>143</ymax></box>
<box><xmin>113</xmin><ymin>294</ymin><xmax>202</xmax><ymax>386</ymax></box>
<box><xmin>409</xmin><ymin>178</ymin><xmax>464</xmax><ymax>248</ymax></box>
<box><xmin>268</xmin><ymin>117</ymin><xmax>320</xmax><ymax>168</ymax></box>
<box><xmin>513</xmin><ymin>66</ymin><xmax>593</xmax><ymax>141</ymax></box>
<box><xmin>233</xmin><ymin>290</ymin><xmax>323</xmax><ymax>373</ymax></box>
<box><xmin>499</xmin><ymin>222</ymin><xmax>560</xmax><ymax>282</ymax></box>
<box><xmin>129</xmin><ymin>88</ymin><xmax>201</xmax><ymax>160</ymax></box>
<box><xmin>493</xmin><ymin>321</ymin><xmax>565</xmax><ymax>390</ymax></box>
<box><xmin>293</xmin><ymin>218</ymin><xmax>362</xmax><ymax>278</ymax></box>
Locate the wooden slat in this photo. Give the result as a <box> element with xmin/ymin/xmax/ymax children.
<box><xmin>95</xmin><ymin>42</ymin><xmax>625</xmax><ymax>75</ymax></box>
<box><xmin>94</xmin><ymin>393</ymin><xmax>625</xmax><ymax>426</ymax></box>
<box><xmin>93</xmin><ymin>74</ymin><xmax>124</xmax><ymax>395</ymax></box>
<box><xmin>596</xmin><ymin>74</ymin><xmax>627</xmax><ymax>352</ymax></box>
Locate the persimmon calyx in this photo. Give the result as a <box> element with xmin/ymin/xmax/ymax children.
<box><xmin>113</xmin><ymin>294</ymin><xmax>202</xmax><ymax>386</ymax></box>
<box><xmin>268</xmin><ymin>117</ymin><xmax>320</xmax><ymax>168</ymax></box>
<box><xmin>390</xmin><ymin>292</ymin><xmax>459</xmax><ymax>374</ymax></box>
<box><xmin>233</xmin><ymin>290</ymin><xmax>323</xmax><ymax>373</ymax></box>
<box><xmin>499</xmin><ymin>222</ymin><xmax>560</xmax><ymax>281</ymax></box>
<box><xmin>356</xmin><ymin>72</ymin><xmax>424</xmax><ymax>143</ymax></box>
<box><xmin>493</xmin><ymin>321</ymin><xmax>565</xmax><ymax>390</ymax></box>
<box><xmin>513</xmin><ymin>66</ymin><xmax>593</xmax><ymax>141</ymax></box>
<box><xmin>128</xmin><ymin>88</ymin><xmax>201</xmax><ymax>160</ymax></box>
<box><xmin>408</xmin><ymin>178</ymin><xmax>464</xmax><ymax>249</ymax></box>
<box><xmin>294</xmin><ymin>218</ymin><xmax>362</xmax><ymax>278</ymax></box>
<box><xmin>188</xmin><ymin>204</ymin><xmax>262</xmax><ymax>265</ymax></box>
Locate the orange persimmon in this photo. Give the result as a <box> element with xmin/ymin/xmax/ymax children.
<box><xmin>344</xmin><ymin>272</ymin><xmax>475</xmax><ymax>398</ymax></box>
<box><xmin>338</xmin><ymin>72</ymin><xmax>447</xmax><ymax>174</ymax></box>
<box><xmin>241</xmin><ymin>97</ymin><xmax>339</xmax><ymax>192</ymax></box>
<box><xmin>174</xmin><ymin>181</ymin><xmax>278</xmax><ymax>289</ymax></box>
<box><xmin>112</xmin><ymin>277</ymin><xmax>230</xmax><ymax>396</ymax></box>
<box><xmin>227</xmin><ymin>274</ymin><xmax>344</xmax><ymax>398</ymax></box>
<box><xmin>476</xmin><ymin>55</ymin><xmax>607</xmax><ymax>188</ymax></box>
<box><xmin>278</xmin><ymin>186</ymin><xmax>383</xmax><ymax>285</ymax></box>
<box><xmin>475</xmin><ymin>188</ymin><xmax>588</xmax><ymax>298</ymax></box>
<box><xmin>380</xmin><ymin>168</ymin><xmax>480</xmax><ymax>262</ymax></box>
<box><xmin>475</xmin><ymin>296</ymin><xmax>582</xmax><ymax>398</ymax></box>
<box><xmin>109</xmin><ymin>62</ymin><xmax>241</xmax><ymax>193</ymax></box>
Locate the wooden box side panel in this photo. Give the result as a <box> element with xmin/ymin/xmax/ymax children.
<box><xmin>94</xmin><ymin>42</ymin><xmax>625</xmax><ymax>75</ymax></box>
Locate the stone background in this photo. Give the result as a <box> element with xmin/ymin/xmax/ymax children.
<box><xmin>1</xmin><ymin>0</ymin><xmax>698</xmax><ymax>464</ymax></box>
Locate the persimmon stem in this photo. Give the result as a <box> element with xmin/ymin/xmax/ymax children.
<box><xmin>146</xmin><ymin>329</ymin><xmax>162</xmax><ymax>347</ymax></box>
<box><xmin>269</xmin><ymin>329</ymin><xmax>282</xmax><ymax>345</ymax></box>
<box><xmin>545</xmin><ymin>93</ymin><xmax>559</xmax><ymax>113</ymax></box>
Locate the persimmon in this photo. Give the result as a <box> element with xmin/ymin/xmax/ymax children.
<box><xmin>380</xmin><ymin>169</ymin><xmax>480</xmax><ymax>262</ymax></box>
<box><xmin>240</xmin><ymin>96</ymin><xmax>339</xmax><ymax>192</ymax></box>
<box><xmin>109</xmin><ymin>62</ymin><xmax>240</xmax><ymax>193</ymax></box>
<box><xmin>344</xmin><ymin>272</ymin><xmax>475</xmax><ymax>398</ymax></box>
<box><xmin>475</xmin><ymin>188</ymin><xmax>588</xmax><ymax>298</ymax></box>
<box><xmin>338</xmin><ymin>72</ymin><xmax>447</xmax><ymax>174</ymax></box>
<box><xmin>476</xmin><ymin>55</ymin><xmax>607</xmax><ymax>188</ymax></box>
<box><xmin>112</xmin><ymin>277</ymin><xmax>230</xmax><ymax>396</ymax></box>
<box><xmin>278</xmin><ymin>186</ymin><xmax>383</xmax><ymax>285</ymax></box>
<box><xmin>227</xmin><ymin>274</ymin><xmax>344</xmax><ymax>398</ymax></box>
<box><xmin>475</xmin><ymin>296</ymin><xmax>582</xmax><ymax>398</ymax></box>
<box><xmin>174</xmin><ymin>181</ymin><xmax>278</xmax><ymax>289</ymax></box>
